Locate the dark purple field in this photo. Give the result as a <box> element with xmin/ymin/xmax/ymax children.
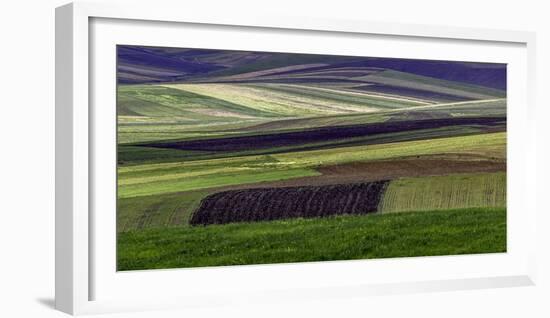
<box><xmin>190</xmin><ymin>181</ymin><xmax>389</xmax><ymax>225</ymax></box>
<box><xmin>146</xmin><ymin>117</ymin><xmax>506</xmax><ymax>152</ymax></box>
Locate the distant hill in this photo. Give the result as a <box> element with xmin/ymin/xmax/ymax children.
<box><xmin>117</xmin><ymin>45</ymin><xmax>506</xmax><ymax>90</ymax></box>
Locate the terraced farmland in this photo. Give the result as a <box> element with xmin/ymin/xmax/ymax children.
<box><xmin>116</xmin><ymin>45</ymin><xmax>507</xmax><ymax>270</ymax></box>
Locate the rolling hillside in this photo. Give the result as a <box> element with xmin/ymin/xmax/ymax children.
<box><xmin>116</xmin><ymin>45</ymin><xmax>507</xmax><ymax>270</ymax></box>
<box><xmin>118</xmin><ymin>45</ymin><xmax>507</xmax><ymax>89</ymax></box>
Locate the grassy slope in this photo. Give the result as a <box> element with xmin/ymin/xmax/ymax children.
<box><xmin>118</xmin><ymin>119</ymin><xmax>265</xmax><ymax>145</ymax></box>
<box><xmin>244</xmin><ymin>83</ymin><xmax>427</xmax><ymax>109</ymax></box>
<box><xmin>118</xmin><ymin>84</ymin><xmax>277</xmax><ymax>118</ymax></box>
<box><xmin>380</xmin><ymin>172</ymin><xmax>506</xmax><ymax>213</ymax></box>
<box><xmin>117</xmin><ymin>189</ymin><xmax>211</xmax><ymax>232</ymax></box>
<box><xmin>119</xmin><ymin>167</ymin><xmax>319</xmax><ymax>198</ymax></box>
<box><xmin>117</xmin><ymin>207</ymin><xmax>506</xmax><ymax>270</ymax></box>
<box><xmin>273</xmin><ymin>132</ymin><xmax>505</xmax><ymax>167</ymax></box>
<box><xmin>118</xmin><ymin>84</ymin><xmax>269</xmax><ymax>144</ymax></box>
<box><xmin>164</xmin><ymin>83</ymin><xmax>424</xmax><ymax>116</ymax></box>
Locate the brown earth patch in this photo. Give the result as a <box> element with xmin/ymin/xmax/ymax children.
<box><xmin>215</xmin><ymin>154</ymin><xmax>505</xmax><ymax>192</ymax></box>
<box><xmin>317</xmin><ymin>155</ymin><xmax>505</xmax><ymax>180</ymax></box>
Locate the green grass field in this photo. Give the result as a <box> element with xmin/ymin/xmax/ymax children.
<box><xmin>117</xmin><ymin>207</ymin><xmax>506</xmax><ymax>270</ymax></box>
<box><xmin>117</xmin><ymin>189</ymin><xmax>212</xmax><ymax>232</ymax></box>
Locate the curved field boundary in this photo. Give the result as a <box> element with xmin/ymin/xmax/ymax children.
<box><xmin>380</xmin><ymin>172</ymin><xmax>506</xmax><ymax>213</ymax></box>
<box><xmin>146</xmin><ymin>117</ymin><xmax>506</xmax><ymax>152</ymax></box>
<box><xmin>190</xmin><ymin>181</ymin><xmax>389</xmax><ymax>226</ymax></box>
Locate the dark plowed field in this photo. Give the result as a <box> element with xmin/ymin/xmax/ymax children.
<box><xmin>190</xmin><ymin>181</ymin><xmax>389</xmax><ymax>225</ymax></box>
<box><xmin>146</xmin><ymin>117</ymin><xmax>505</xmax><ymax>152</ymax></box>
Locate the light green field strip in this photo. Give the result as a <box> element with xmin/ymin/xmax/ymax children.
<box><xmin>249</xmin><ymin>83</ymin><xmax>424</xmax><ymax>110</ymax></box>
<box><xmin>164</xmin><ymin>83</ymin><xmax>426</xmax><ymax>116</ymax></box>
<box><xmin>118</xmin><ymin>131</ymin><xmax>235</xmax><ymax>145</ymax></box>
<box><xmin>118</xmin><ymin>168</ymin><xmax>320</xmax><ymax>199</ymax></box>
<box><xmin>370</xmin><ymin>99</ymin><xmax>507</xmax><ymax>121</ymax></box>
<box><xmin>272</xmin><ymin>132</ymin><xmax>506</xmax><ymax>167</ymax></box>
<box><xmin>199</xmin><ymin>99</ymin><xmax>506</xmax><ymax>135</ymax></box>
<box><xmin>339</xmin><ymin>88</ymin><xmax>435</xmax><ymax>105</ymax></box>
<box><xmin>119</xmin><ymin>166</ymin><xmax>261</xmax><ymax>186</ymax></box>
<box><xmin>237</xmin><ymin>113</ymin><xmax>389</xmax><ymax>133</ymax></box>
<box><xmin>379</xmin><ymin>172</ymin><xmax>506</xmax><ymax>213</ymax></box>
<box><xmin>117</xmin><ymin>120</ymin><xmax>264</xmax><ymax>144</ymax></box>
<box><xmin>164</xmin><ymin>83</ymin><xmax>380</xmax><ymax>115</ymax></box>
<box><xmin>118</xmin><ymin>132</ymin><xmax>506</xmax><ymax>198</ymax></box>
<box><xmin>118</xmin><ymin>93</ymin><xmax>191</xmax><ymax>117</ymax></box>
<box><xmin>389</xmin><ymin>98</ymin><xmax>506</xmax><ymax>112</ymax></box>
<box><xmin>272</xmin><ymin>84</ymin><xmax>432</xmax><ymax>105</ymax></box>
<box><xmin>118</xmin><ymin>85</ymin><xmax>279</xmax><ymax>120</ymax></box>
<box><xmin>117</xmin><ymin>189</ymin><xmax>211</xmax><ymax>232</ymax></box>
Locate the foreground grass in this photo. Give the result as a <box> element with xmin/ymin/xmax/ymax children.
<box><xmin>117</xmin><ymin>207</ymin><xmax>506</xmax><ymax>270</ymax></box>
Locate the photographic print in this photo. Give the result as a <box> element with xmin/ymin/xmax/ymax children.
<box><xmin>116</xmin><ymin>46</ymin><xmax>506</xmax><ymax>271</ymax></box>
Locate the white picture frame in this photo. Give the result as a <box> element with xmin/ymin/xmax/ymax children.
<box><xmin>55</xmin><ymin>1</ymin><xmax>538</xmax><ymax>315</ymax></box>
